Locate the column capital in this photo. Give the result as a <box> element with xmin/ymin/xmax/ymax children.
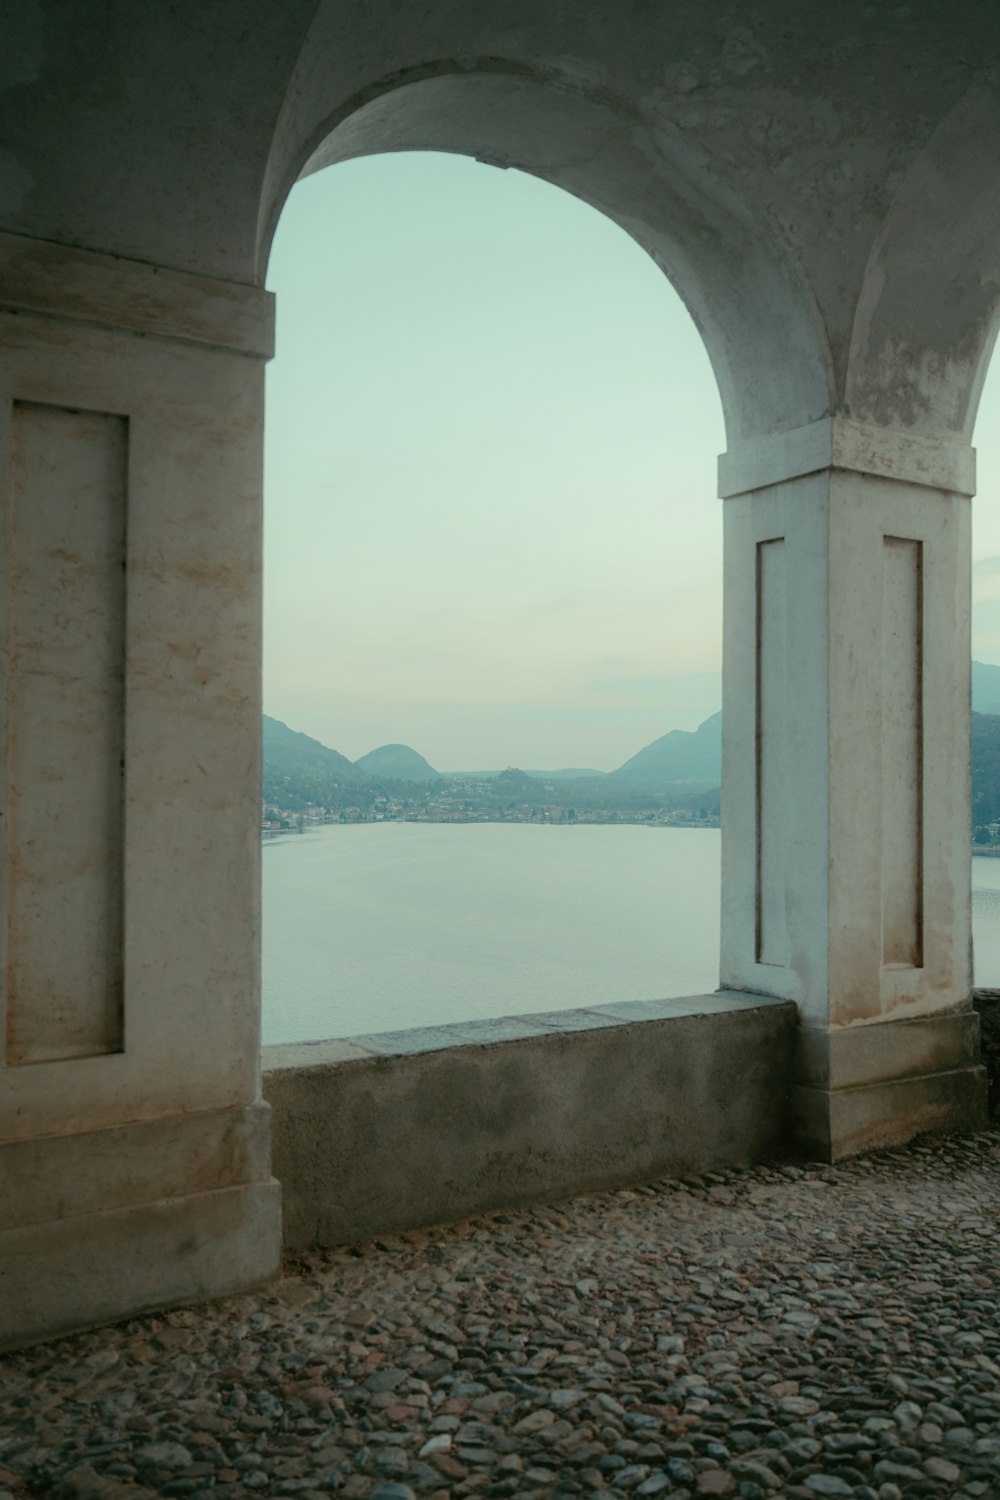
<box><xmin>718</xmin><ymin>416</ymin><xmax>976</xmax><ymax>500</ymax></box>
<box><xmin>0</xmin><ymin>231</ymin><xmax>274</xmax><ymax>358</ymax></box>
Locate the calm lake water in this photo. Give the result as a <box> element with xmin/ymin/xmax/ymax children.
<box><xmin>261</xmin><ymin>822</ymin><xmax>1000</xmax><ymax>1045</ymax></box>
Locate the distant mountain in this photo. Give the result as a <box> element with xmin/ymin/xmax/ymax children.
<box><xmin>608</xmin><ymin>660</ymin><xmax>995</xmax><ymax>787</ymax></box>
<box><xmin>355</xmin><ymin>743</ymin><xmax>440</xmax><ymax>781</ymax></box>
<box><xmin>973</xmin><ymin>712</ymin><xmax>1000</xmax><ymax>827</ymax></box>
<box><xmin>613</xmin><ymin>711</ymin><xmax>722</xmax><ymax>783</ymax></box>
<box><xmin>493</xmin><ymin>767</ymin><xmax>539</xmax><ymax>793</ymax></box>
<box><xmin>263</xmin><ymin>714</ymin><xmax>360</xmax><ymax>779</ymax></box>
<box><xmin>263</xmin><ymin>714</ymin><xmax>367</xmax><ymax>810</ymax></box>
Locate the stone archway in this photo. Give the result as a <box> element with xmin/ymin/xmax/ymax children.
<box><xmin>256</xmin><ymin>54</ymin><xmax>992</xmax><ymax>1165</ymax></box>
<box><xmin>259</xmin><ymin>65</ymin><xmax>832</xmax><ymax>448</ymax></box>
<box><xmin>3</xmin><ymin>1</ymin><xmax>999</xmax><ymax>1349</ymax></box>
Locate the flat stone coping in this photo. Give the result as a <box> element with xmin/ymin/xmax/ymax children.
<box><xmin>262</xmin><ymin>989</ymin><xmax>792</xmax><ymax>1071</ymax></box>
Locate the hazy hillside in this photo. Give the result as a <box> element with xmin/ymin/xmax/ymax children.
<box><xmin>263</xmin><ymin>715</ymin><xmax>368</xmax><ymax>810</ymax></box>
<box><xmin>611</xmin><ymin>659</ymin><xmax>998</xmax><ymax>786</ymax></box>
<box><xmin>973</xmin><ymin>661</ymin><xmax>1000</xmax><ymax>716</ymax></box>
<box><xmin>355</xmin><ymin>743</ymin><xmax>440</xmax><ymax>781</ymax></box>
<box><xmin>613</xmin><ymin>711</ymin><xmax>722</xmax><ymax>783</ymax></box>
<box><xmin>973</xmin><ymin>712</ymin><xmax>1000</xmax><ymax>828</ymax></box>
<box><xmin>492</xmin><ymin>767</ymin><xmax>540</xmax><ymax>797</ymax></box>
<box><xmin>260</xmin><ymin>690</ymin><xmax>1000</xmax><ymax>829</ymax></box>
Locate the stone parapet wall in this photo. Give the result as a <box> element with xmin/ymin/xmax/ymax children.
<box><xmin>263</xmin><ymin>994</ymin><xmax>797</xmax><ymax>1250</ymax></box>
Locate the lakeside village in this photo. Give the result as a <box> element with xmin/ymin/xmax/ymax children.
<box><xmin>263</xmin><ymin>772</ymin><xmax>1000</xmax><ymax>850</ymax></box>
<box><xmin>262</xmin><ymin>779</ymin><xmax>720</xmax><ymax>835</ymax></box>
<box><xmin>266</xmin><ymin>800</ymin><xmax>1000</xmax><ymax>852</ymax></box>
<box><xmin>261</xmin><ymin>715</ymin><xmax>722</xmax><ymax>837</ymax></box>
<box><xmin>263</xmin><ymin>800</ymin><xmax>720</xmax><ymax>834</ymax></box>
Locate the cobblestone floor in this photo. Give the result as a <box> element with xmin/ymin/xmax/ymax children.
<box><xmin>2</xmin><ymin>1129</ymin><xmax>999</xmax><ymax>1500</ymax></box>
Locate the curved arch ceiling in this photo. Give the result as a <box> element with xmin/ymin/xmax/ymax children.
<box><xmin>260</xmin><ymin>69</ymin><xmax>833</xmax><ymax>446</ymax></box>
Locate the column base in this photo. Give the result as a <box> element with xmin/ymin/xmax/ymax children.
<box><xmin>0</xmin><ymin>1103</ymin><xmax>281</xmax><ymax>1351</ymax></box>
<box><xmin>791</xmin><ymin>1011</ymin><xmax>988</xmax><ymax>1161</ymax></box>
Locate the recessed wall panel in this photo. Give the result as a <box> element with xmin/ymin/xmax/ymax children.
<box><xmin>881</xmin><ymin>535</ymin><xmax>923</xmax><ymax>968</ymax></box>
<box><xmin>756</xmin><ymin>537</ymin><xmax>787</xmax><ymax>966</ymax></box>
<box><xmin>5</xmin><ymin>402</ymin><xmax>126</xmax><ymax>1064</ymax></box>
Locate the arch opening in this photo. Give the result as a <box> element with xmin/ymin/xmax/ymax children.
<box><xmin>260</xmin><ymin>149</ymin><xmax>727</xmax><ymax>1046</ymax></box>
<box><xmin>259</xmin><ymin>68</ymin><xmax>834</xmax><ymax>447</ymax></box>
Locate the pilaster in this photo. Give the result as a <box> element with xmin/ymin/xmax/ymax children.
<box><xmin>0</xmin><ymin>234</ymin><xmax>280</xmax><ymax>1347</ymax></box>
<box><xmin>719</xmin><ymin>416</ymin><xmax>987</xmax><ymax>1158</ymax></box>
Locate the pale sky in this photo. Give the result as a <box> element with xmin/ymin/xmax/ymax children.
<box><xmin>263</xmin><ymin>151</ymin><xmax>1000</xmax><ymax>771</ymax></box>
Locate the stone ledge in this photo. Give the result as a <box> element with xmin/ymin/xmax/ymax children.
<box><xmin>0</xmin><ymin>1179</ymin><xmax>281</xmax><ymax>1353</ymax></box>
<box><xmin>0</xmin><ymin>1102</ymin><xmax>273</xmax><ymax>1231</ymax></box>
<box><xmin>0</xmin><ymin>230</ymin><xmax>274</xmax><ymax>357</ymax></box>
<box><xmin>718</xmin><ymin>416</ymin><xmax>976</xmax><ymax>498</ymax></box>
<box><xmin>791</xmin><ymin>1065</ymin><xmax>988</xmax><ymax>1163</ymax></box>
<box><xmin>796</xmin><ymin>1010</ymin><xmax>982</xmax><ymax>1091</ymax></box>
<box><xmin>261</xmin><ymin>990</ymin><xmax>791</xmax><ymax>1071</ymax></box>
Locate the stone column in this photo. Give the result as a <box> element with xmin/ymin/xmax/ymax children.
<box><xmin>0</xmin><ymin>233</ymin><xmax>281</xmax><ymax>1349</ymax></box>
<box><xmin>718</xmin><ymin>417</ymin><xmax>987</xmax><ymax>1160</ymax></box>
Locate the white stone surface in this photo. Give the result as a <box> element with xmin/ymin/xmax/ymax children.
<box><xmin>718</xmin><ymin>417</ymin><xmax>978</xmax><ymax>500</ymax></box>
<box><xmin>6</xmin><ymin>402</ymin><xmax>126</xmax><ymax>1063</ymax></box>
<box><xmin>0</xmin><ymin>231</ymin><xmax>275</xmax><ymax>358</ymax></box>
<box><xmin>0</xmin><ymin>238</ymin><xmax>279</xmax><ymax>1345</ymax></box>
<box><xmin>721</xmin><ymin>443</ymin><xmax>973</xmax><ymax>1031</ymax></box>
<box><xmin>0</xmin><ymin>245</ymin><xmax>271</xmax><ymax>1137</ymax></box>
